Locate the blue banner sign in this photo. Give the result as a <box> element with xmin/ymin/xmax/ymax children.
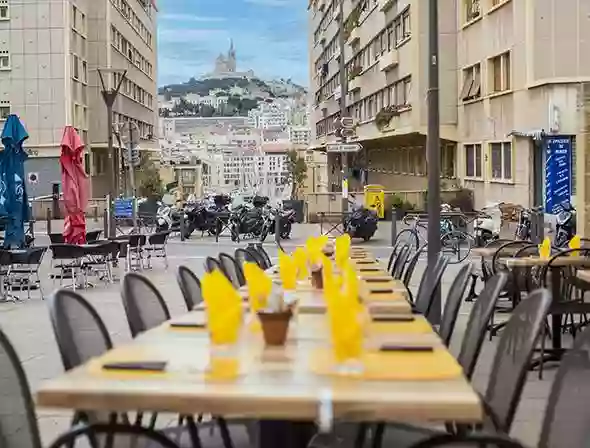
<box><xmin>114</xmin><ymin>198</ymin><xmax>133</xmax><ymax>218</ymax></box>
<box><xmin>544</xmin><ymin>137</ymin><xmax>572</xmax><ymax>214</ymax></box>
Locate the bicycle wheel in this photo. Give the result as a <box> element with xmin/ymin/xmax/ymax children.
<box><xmin>440</xmin><ymin>230</ymin><xmax>472</xmax><ymax>264</ymax></box>
<box><xmin>395</xmin><ymin>229</ymin><xmax>419</xmax><ymax>252</ymax></box>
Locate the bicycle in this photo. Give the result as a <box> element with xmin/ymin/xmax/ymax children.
<box><xmin>395</xmin><ymin>213</ymin><xmax>473</xmax><ymax>263</ymax></box>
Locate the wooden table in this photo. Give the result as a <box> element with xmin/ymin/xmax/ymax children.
<box><xmin>577</xmin><ymin>270</ymin><xmax>590</xmax><ymax>283</ymax></box>
<box><xmin>37</xmin><ymin>314</ymin><xmax>481</xmax><ymax>448</ymax></box>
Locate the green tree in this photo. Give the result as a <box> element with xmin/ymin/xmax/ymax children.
<box><xmin>135</xmin><ymin>152</ymin><xmax>164</xmax><ymax>199</ymax></box>
<box><xmin>285</xmin><ymin>149</ymin><xmax>307</xmax><ymax>199</ymax></box>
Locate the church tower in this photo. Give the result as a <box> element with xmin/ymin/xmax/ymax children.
<box><xmin>227</xmin><ymin>39</ymin><xmax>236</xmax><ymax>72</ymax></box>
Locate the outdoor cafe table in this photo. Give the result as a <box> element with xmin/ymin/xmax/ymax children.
<box><xmin>36</xmin><ymin>311</ymin><xmax>482</xmax><ymax>448</ymax></box>
<box><xmin>500</xmin><ymin>255</ymin><xmax>590</xmax><ymax>366</ymax></box>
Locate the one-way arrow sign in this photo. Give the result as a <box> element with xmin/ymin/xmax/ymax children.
<box><xmin>326</xmin><ymin>143</ymin><xmax>362</xmax><ymax>153</ymax></box>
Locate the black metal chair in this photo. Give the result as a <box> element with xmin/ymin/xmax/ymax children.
<box><xmin>49</xmin><ymin>232</ymin><xmax>65</xmax><ymax>244</ymax></box>
<box><xmin>145</xmin><ymin>231</ymin><xmax>170</xmax><ymax>269</ymax></box>
<box><xmin>85</xmin><ymin>229</ymin><xmax>102</xmax><ymax>243</ymax></box>
<box><xmin>205</xmin><ymin>256</ymin><xmax>222</xmax><ymax>273</ymax></box>
<box><xmin>245</xmin><ymin>248</ymin><xmax>266</xmax><ymax>269</ymax></box>
<box><xmin>0</xmin><ymin>249</ymin><xmax>15</xmax><ymax>302</ymax></box>
<box><xmin>234</xmin><ymin>248</ymin><xmax>260</xmax><ymax>268</ymax></box>
<box><xmin>219</xmin><ymin>252</ymin><xmax>245</xmax><ymax>288</ymax></box>
<box><xmin>82</xmin><ymin>241</ymin><xmax>117</xmax><ymax>285</ymax></box>
<box><xmin>412</xmin><ymin>254</ymin><xmax>450</xmax><ymax>317</ymax></box>
<box><xmin>371</xmin><ymin>286</ymin><xmax>548</xmax><ymax>448</ymax></box>
<box><xmin>402</xmin><ymin>243</ymin><xmax>427</xmax><ymax>293</ymax></box>
<box><xmin>127</xmin><ymin>234</ymin><xmax>147</xmax><ymax>271</ymax></box>
<box><xmin>6</xmin><ymin>246</ymin><xmax>47</xmax><ymax>299</ymax></box>
<box><xmin>386</xmin><ymin>240</ymin><xmax>405</xmax><ymax>272</ymax></box>
<box><xmin>121</xmin><ymin>272</ymin><xmax>171</xmax><ymax>337</ymax></box>
<box><xmin>457</xmin><ymin>272</ymin><xmax>508</xmax><ymax>379</ymax></box>
<box><xmin>438</xmin><ymin>263</ymin><xmax>474</xmax><ymax>347</ymax></box>
<box><xmin>249</xmin><ymin>243</ymin><xmax>272</xmax><ymax>269</ymax></box>
<box><xmin>176</xmin><ymin>265</ymin><xmax>203</xmax><ymax>311</ymax></box>
<box><xmin>390</xmin><ymin>244</ymin><xmax>411</xmax><ymax>280</ymax></box>
<box><xmin>466</xmin><ymin>238</ymin><xmax>513</xmax><ymax>302</ymax></box>
<box><xmin>49</xmin><ymin>244</ymin><xmax>87</xmax><ymax>290</ymax></box>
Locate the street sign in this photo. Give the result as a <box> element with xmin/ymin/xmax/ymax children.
<box><xmin>544</xmin><ymin>136</ymin><xmax>572</xmax><ymax>214</ymax></box>
<box><xmin>339</xmin><ymin>117</ymin><xmax>355</xmax><ymax>128</ymax></box>
<box><xmin>326</xmin><ymin>143</ymin><xmax>362</xmax><ymax>153</ymax></box>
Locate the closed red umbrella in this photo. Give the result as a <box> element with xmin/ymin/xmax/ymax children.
<box><xmin>60</xmin><ymin>126</ymin><xmax>89</xmax><ymax>244</ymax></box>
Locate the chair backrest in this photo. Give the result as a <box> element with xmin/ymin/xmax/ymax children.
<box><xmin>176</xmin><ymin>265</ymin><xmax>203</xmax><ymax>311</ymax></box>
<box><xmin>438</xmin><ymin>263</ymin><xmax>474</xmax><ymax>346</ymax></box>
<box><xmin>128</xmin><ymin>234</ymin><xmax>147</xmax><ymax>248</ymax></box>
<box><xmin>148</xmin><ymin>232</ymin><xmax>169</xmax><ymax>245</ymax></box>
<box><xmin>121</xmin><ymin>273</ymin><xmax>171</xmax><ymax>337</ymax></box>
<box><xmin>386</xmin><ymin>240</ymin><xmax>404</xmax><ymax>272</ymax></box>
<box><xmin>25</xmin><ymin>247</ymin><xmax>47</xmax><ymax>265</ymax></box>
<box><xmin>245</xmin><ymin>248</ymin><xmax>266</xmax><ymax>268</ymax></box>
<box><xmin>484</xmin><ymin>288</ymin><xmax>552</xmax><ymax>433</ymax></box>
<box><xmin>413</xmin><ymin>254</ymin><xmax>450</xmax><ymax>315</ymax></box>
<box><xmin>50</xmin><ymin>244</ymin><xmax>86</xmax><ymax>260</ymax></box>
<box><xmin>402</xmin><ymin>243</ymin><xmax>427</xmax><ymax>287</ymax></box>
<box><xmin>204</xmin><ymin>256</ymin><xmax>222</xmax><ymax>273</ymax></box>
<box><xmin>538</xmin><ymin>325</ymin><xmax>590</xmax><ymax>448</ymax></box>
<box><xmin>456</xmin><ymin>272</ymin><xmax>508</xmax><ymax>379</ymax></box>
<box><xmin>0</xmin><ymin>327</ymin><xmax>43</xmax><ymax>448</ymax></box>
<box><xmin>48</xmin><ymin>289</ymin><xmax>114</xmax><ymax>371</ymax></box>
<box><xmin>218</xmin><ymin>252</ymin><xmax>244</xmax><ymax>287</ymax></box>
<box><xmin>85</xmin><ymin>230</ymin><xmax>102</xmax><ymax>243</ymax></box>
<box><xmin>251</xmin><ymin>244</ymin><xmax>272</xmax><ymax>269</ymax></box>
<box><xmin>49</xmin><ymin>233</ymin><xmax>65</xmax><ymax>244</ymax></box>
<box><xmin>235</xmin><ymin>248</ymin><xmax>259</xmax><ymax>267</ymax></box>
<box><xmin>390</xmin><ymin>244</ymin><xmax>411</xmax><ymax>280</ymax></box>
<box><xmin>0</xmin><ymin>249</ymin><xmax>13</xmax><ymax>266</ymax></box>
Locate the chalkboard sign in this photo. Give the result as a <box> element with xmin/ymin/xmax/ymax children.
<box><xmin>544</xmin><ymin>137</ymin><xmax>572</xmax><ymax>214</ymax></box>
<box><xmin>114</xmin><ymin>198</ymin><xmax>133</xmax><ymax>218</ymax></box>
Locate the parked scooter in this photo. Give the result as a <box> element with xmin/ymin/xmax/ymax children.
<box><xmin>473</xmin><ymin>202</ymin><xmax>503</xmax><ymax>247</ymax></box>
<box><xmin>259</xmin><ymin>205</ymin><xmax>296</xmax><ymax>242</ymax></box>
<box><xmin>345</xmin><ymin>205</ymin><xmax>378</xmax><ymax>241</ymax></box>
<box><xmin>514</xmin><ymin>207</ymin><xmax>532</xmax><ymax>241</ymax></box>
<box><xmin>156</xmin><ymin>202</ymin><xmax>187</xmax><ymax>234</ymax></box>
<box><xmin>554</xmin><ymin>201</ymin><xmax>576</xmax><ymax>248</ymax></box>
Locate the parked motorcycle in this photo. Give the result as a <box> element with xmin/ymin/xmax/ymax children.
<box><xmin>345</xmin><ymin>205</ymin><xmax>378</xmax><ymax>241</ymax></box>
<box><xmin>473</xmin><ymin>202</ymin><xmax>503</xmax><ymax>247</ymax></box>
<box><xmin>259</xmin><ymin>206</ymin><xmax>296</xmax><ymax>242</ymax></box>
<box><xmin>156</xmin><ymin>202</ymin><xmax>187</xmax><ymax>234</ymax></box>
<box><xmin>183</xmin><ymin>201</ymin><xmax>220</xmax><ymax>238</ymax></box>
<box><xmin>554</xmin><ymin>201</ymin><xmax>576</xmax><ymax>248</ymax></box>
<box><xmin>230</xmin><ymin>202</ymin><xmax>265</xmax><ymax>242</ymax></box>
<box><xmin>514</xmin><ymin>207</ymin><xmax>532</xmax><ymax>241</ymax></box>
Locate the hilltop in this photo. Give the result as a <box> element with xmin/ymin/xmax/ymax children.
<box><xmin>158</xmin><ymin>76</ymin><xmax>307</xmax><ymax>100</ymax></box>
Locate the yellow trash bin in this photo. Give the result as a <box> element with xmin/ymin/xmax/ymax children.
<box><xmin>364</xmin><ymin>185</ymin><xmax>385</xmax><ymax>219</ymax></box>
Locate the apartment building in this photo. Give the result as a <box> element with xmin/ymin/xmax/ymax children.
<box><xmin>308</xmin><ymin>0</ymin><xmax>458</xmax><ymax>196</ymax></box>
<box><xmin>457</xmin><ymin>0</ymin><xmax>590</xmax><ymax>211</ymax></box>
<box><xmin>0</xmin><ymin>0</ymin><xmax>157</xmax><ymax>197</ymax></box>
<box><xmin>310</xmin><ymin>0</ymin><xmax>590</xmax><ymax>212</ymax></box>
<box><xmin>289</xmin><ymin>126</ymin><xmax>312</xmax><ymax>146</ymax></box>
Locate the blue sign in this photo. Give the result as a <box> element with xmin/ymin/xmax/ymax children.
<box><xmin>114</xmin><ymin>198</ymin><xmax>133</xmax><ymax>218</ymax></box>
<box><xmin>544</xmin><ymin>137</ymin><xmax>572</xmax><ymax>214</ymax></box>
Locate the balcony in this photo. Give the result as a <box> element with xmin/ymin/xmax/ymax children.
<box><xmin>378</xmin><ymin>50</ymin><xmax>399</xmax><ymax>72</ymax></box>
<box><xmin>318</xmin><ymin>0</ymin><xmax>326</xmax><ymax>12</ymax></box>
<box><xmin>348</xmin><ymin>76</ymin><xmax>361</xmax><ymax>92</ymax></box>
<box><xmin>378</xmin><ymin>0</ymin><xmax>396</xmax><ymax>12</ymax></box>
<box><xmin>347</xmin><ymin>27</ymin><xmax>360</xmax><ymax>45</ymax></box>
<box><xmin>333</xmin><ymin>87</ymin><xmax>342</xmax><ymax>100</ymax></box>
<box><xmin>320</xmin><ymin>100</ymin><xmax>328</xmax><ymax>110</ymax></box>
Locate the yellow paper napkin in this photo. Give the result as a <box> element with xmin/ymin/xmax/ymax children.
<box><xmin>201</xmin><ymin>270</ymin><xmax>243</xmax><ymax>345</ymax></box>
<box><xmin>293</xmin><ymin>247</ymin><xmax>309</xmax><ymax>280</ymax></box>
<box><xmin>278</xmin><ymin>250</ymin><xmax>297</xmax><ymax>290</ymax></box>
<box><xmin>335</xmin><ymin>234</ymin><xmax>351</xmax><ymax>269</ymax></box>
<box><xmin>539</xmin><ymin>237</ymin><xmax>551</xmax><ymax>259</ymax></box>
<box><xmin>243</xmin><ymin>262</ymin><xmax>271</xmax><ymax>312</ymax></box>
<box><xmin>569</xmin><ymin>234</ymin><xmax>581</xmax><ymax>256</ymax></box>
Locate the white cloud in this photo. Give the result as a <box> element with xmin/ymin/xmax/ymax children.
<box><xmin>158</xmin><ymin>28</ymin><xmax>229</xmax><ymax>43</ymax></box>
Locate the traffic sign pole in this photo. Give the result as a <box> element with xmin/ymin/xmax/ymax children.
<box><xmin>337</xmin><ymin>0</ymin><xmax>349</xmax><ymax>216</ymax></box>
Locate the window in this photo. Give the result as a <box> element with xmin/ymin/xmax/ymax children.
<box><xmin>460</xmin><ymin>63</ymin><xmax>481</xmax><ymax>101</ymax></box>
<box><xmin>82</xmin><ymin>61</ymin><xmax>87</xmax><ymax>83</ymax></box>
<box><xmin>490</xmin><ymin>142</ymin><xmax>512</xmax><ymax>180</ymax></box>
<box><xmin>0</xmin><ymin>2</ymin><xmax>9</xmax><ymax>20</ymax></box>
<box><xmin>72</xmin><ymin>54</ymin><xmax>79</xmax><ymax>79</ymax></box>
<box><xmin>0</xmin><ymin>102</ymin><xmax>9</xmax><ymax>119</ymax></box>
<box><xmin>0</xmin><ymin>51</ymin><xmax>9</xmax><ymax>70</ymax></box>
<box><xmin>464</xmin><ymin>143</ymin><xmax>482</xmax><ymax>178</ymax></box>
<box><xmin>489</xmin><ymin>52</ymin><xmax>511</xmax><ymax>93</ymax></box>
<box><xmin>72</xmin><ymin>5</ymin><xmax>77</xmax><ymax>29</ymax></box>
<box><xmin>464</xmin><ymin>0</ymin><xmax>481</xmax><ymax>22</ymax></box>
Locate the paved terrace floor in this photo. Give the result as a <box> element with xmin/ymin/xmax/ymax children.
<box><xmin>0</xmin><ymin>222</ymin><xmax>556</xmax><ymax>447</ymax></box>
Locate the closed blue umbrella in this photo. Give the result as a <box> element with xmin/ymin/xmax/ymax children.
<box><xmin>0</xmin><ymin>114</ymin><xmax>29</xmax><ymax>248</ymax></box>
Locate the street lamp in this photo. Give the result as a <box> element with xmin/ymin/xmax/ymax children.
<box><xmin>97</xmin><ymin>67</ymin><xmax>127</xmax><ymax>238</ymax></box>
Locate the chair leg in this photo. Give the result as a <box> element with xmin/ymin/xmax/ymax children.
<box><xmin>354</xmin><ymin>423</ymin><xmax>368</xmax><ymax>448</ymax></box>
<box><xmin>216</xmin><ymin>417</ymin><xmax>235</xmax><ymax>448</ymax></box>
<box><xmin>539</xmin><ymin>318</ymin><xmax>547</xmax><ymax>380</ymax></box>
<box><xmin>371</xmin><ymin>423</ymin><xmax>384</xmax><ymax>448</ymax></box>
<box><xmin>185</xmin><ymin>415</ymin><xmax>203</xmax><ymax>448</ymax></box>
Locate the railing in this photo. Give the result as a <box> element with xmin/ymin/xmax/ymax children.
<box><xmin>30</xmin><ymin>198</ymin><xmax>108</xmax><ymax>220</ymax></box>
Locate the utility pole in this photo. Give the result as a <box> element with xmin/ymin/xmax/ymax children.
<box><xmin>426</xmin><ymin>0</ymin><xmax>441</xmax><ymax>324</ymax></box>
<box><xmin>98</xmin><ymin>68</ymin><xmax>127</xmax><ymax>238</ymax></box>
<box><xmin>337</xmin><ymin>0</ymin><xmax>349</xmax><ymax>214</ymax></box>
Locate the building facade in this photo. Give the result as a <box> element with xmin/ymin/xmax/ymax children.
<box><xmin>0</xmin><ymin>0</ymin><xmax>158</xmax><ymax>197</ymax></box>
<box><xmin>309</xmin><ymin>0</ymin><xmax>590</xmax><ymax>211</ymax></box>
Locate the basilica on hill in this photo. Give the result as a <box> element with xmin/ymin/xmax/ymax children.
<box><xmin>203</xmin><ymin>39</ymin><xmax>255</xmax><ymax>80</ymax></box>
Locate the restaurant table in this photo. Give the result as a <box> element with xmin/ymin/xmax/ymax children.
<box><xmin>577</xmin><ymin>270</ymin><xmax>590</xmax><ymax>283</ymax></box>
<box><xmin>501</xmin><ymin>256</ymin><xmax>590</xmax><ymax>367</ymax></box>
<box><xmin>37</xmin><ymin>310</ymin><xmax>482</xmax><ymax>448</ymax></box>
